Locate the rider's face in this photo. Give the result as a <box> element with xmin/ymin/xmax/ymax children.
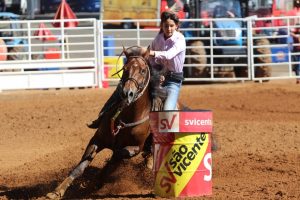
<box><xmin>161</xmin><ymin>18</ymin><xmax>178</xmax><ymax>39</ymax></box>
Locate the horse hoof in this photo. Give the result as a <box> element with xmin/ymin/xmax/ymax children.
<box><xmin>46</xmin><ymin>176</ymin><xmax>73</xmax><ymax>199</ymax></box>
<box><xmin>46</xmin><ymin>191</ymin><xmax>61</xmax><ymax>199</ymax></box>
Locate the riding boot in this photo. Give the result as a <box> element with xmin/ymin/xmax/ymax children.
<box><xmin>87</xmin><ymin>85</ymin><xmax>122</xmax><ymax>129</ymax></box>
<box><xmin>87</xmin><ymin>113</ymin><xmax>104</xmax><ymax>129</ymax></box>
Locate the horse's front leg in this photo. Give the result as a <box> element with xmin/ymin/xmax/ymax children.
<box><xmin>46</xmin><ymin>136</ymin><xmax>104</xmax><ymax>199</ymax></box>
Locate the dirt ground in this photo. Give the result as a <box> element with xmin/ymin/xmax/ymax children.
<box><xmin>0</xmin><ymin>80</ymin><xmax>299</xmax><ymax>200</ymax></box>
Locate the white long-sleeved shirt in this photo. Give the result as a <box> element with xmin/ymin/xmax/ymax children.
<box><xmin>150</xmin><ymin>30</ymin><xmax>186</xmax><ymax>73</ymax></box>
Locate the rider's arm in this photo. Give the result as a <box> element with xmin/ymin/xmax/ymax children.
<box><xmin>152</xmin><ymin>33</ymin><xmax>186</xmax><ymax>61</ymax></box>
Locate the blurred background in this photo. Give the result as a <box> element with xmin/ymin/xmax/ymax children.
<box><xmin>0</xmin><ymin>0</ymin><xmax>100</xmax><ymax>19</ymax></box>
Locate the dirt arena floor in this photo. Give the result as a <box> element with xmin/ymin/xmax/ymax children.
<box><xmin>0</xmin><ymin>80</ymin><xmax>299</xmax><ymax>199</ymax></box>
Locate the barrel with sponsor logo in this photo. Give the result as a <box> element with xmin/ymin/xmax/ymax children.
<box><xmin>149</xmin><ymin>111</ymin><xmax>212</xmax><ymax>198</ymax></box>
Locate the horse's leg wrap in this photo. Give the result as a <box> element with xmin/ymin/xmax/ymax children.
<box><xmin>46</xmin><ymin>177</ymin><xmax>74</xmax><ymax>199</ymax></box>
<box><xmin>69</xmin><ymin>160</ymin><xmax>91</xmax><ymax>179</ymax></box>
<box><xmin>124</xmin><ymin>146</ymin><xmax>140</xmax><ymax>157</ymax></box>
<box><xmin>70</xmin><ymin>144</ymin><xmax>98</xmax><ymax>179</ymax></box>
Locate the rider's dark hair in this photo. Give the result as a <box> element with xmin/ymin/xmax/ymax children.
<box><xmin>159</xmin><ymin>11</ymin><xmax>180</xmax><ymax>33</ymax></box>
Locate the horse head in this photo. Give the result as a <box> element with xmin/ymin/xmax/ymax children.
<box><xmin>120</xmin><ymin>46</ymin><xmax>151</xmax><ymax>105</ymax></box>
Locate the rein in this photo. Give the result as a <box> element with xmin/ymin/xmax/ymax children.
<box><xmin>111</xmin><ymin>55</ymin><xmax>151</xmax><ymax>136</ymax></box>
<box><xmin>111</xmin><ymin>112</ymin><xmax>149</xmax><ymax>136</ymax></box>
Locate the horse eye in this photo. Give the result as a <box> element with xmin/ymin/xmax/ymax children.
<box><xmin>140</xmin><ymin>69</ymin><xmax>146</xmax><ymax>75</ymax></box>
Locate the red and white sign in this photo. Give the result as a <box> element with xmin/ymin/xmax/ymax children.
<box><xmin>150</xmin><ymin>111</ymin><xmax>213</xmax><ymax>198</ymax></box>
<box><xmin>155</xmin><ymin>111</ymin><xmax>213</xmax><ymax>133</ymax></box>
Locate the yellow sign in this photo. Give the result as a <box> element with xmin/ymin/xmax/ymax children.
<box><xmin>104</xmin><ymin>57</ymin><xmax>123</xmax><ymax>78</ymax></box>
<box><xmin>154</xmin><ymin>133</ymin><xmax>209</xmax><ymax>197</ymax></box>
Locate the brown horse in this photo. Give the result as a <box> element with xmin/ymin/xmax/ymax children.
<box><xmin>46</xmin><ymin>46</ymin><xmax>153</xmax><ymax>199</ymax></box>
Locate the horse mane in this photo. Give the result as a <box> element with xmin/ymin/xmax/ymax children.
<box><xmin>123</xmin><ymin>46</ymin><xmax>146</xmax><ymax>57</ymax></box>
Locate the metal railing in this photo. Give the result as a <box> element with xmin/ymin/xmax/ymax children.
<box><xmin>0</xmin><ymin>18</ymin><xmax>98</xmax><ymax>90</ymax></box>
<box><xmin>1</xmin><ymin>16</ymin><xmax>300</xmax><ymax>90</ymax></box>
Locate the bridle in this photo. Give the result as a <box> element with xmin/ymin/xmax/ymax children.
<box><xmin>110</xmin><ymin>54</ymin><xmax>151</xmax><ymax>136</ymax></box>
<box><xmin>113</xmin><ymin>55</ymin><xmax>151</xmax><ymax>105</ymax></box>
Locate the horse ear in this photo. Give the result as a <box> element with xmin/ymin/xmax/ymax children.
<box><xmin>142</xmin><ymin>45</ymin><xmax>151</xmax><ymax>59</ymax></box>
<box><xmin>123</xmin><ymin>45</ymin><xmax>129</xmax><ymax>58</ymax></box>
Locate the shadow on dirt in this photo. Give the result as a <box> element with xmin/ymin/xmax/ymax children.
<box><xmin>0</xmin><ymin>182</ymin><xmax>57</xmax><ymax>199</ymax></box>
<box><xmin>0</xmin><ymin>157</ymin><xmax>154</xmax><ymax>199</ymax></box>
<box><xmin>88</xmin><ymin>193</ymin><xmax>155</xmax><ymax>199</ymax></box>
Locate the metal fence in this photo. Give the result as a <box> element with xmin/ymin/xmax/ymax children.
<box><xmin>0</xmin><ymin>18</ymin><xmax>98</xmax><ymax>90</ymax></box>
<box><xmin>251</xmin><ymin>16</ymin><xmax>299</xmax><ymax>81</ymax></box>
<box><xmin>1</xmin><ymin>16</ymin><xmax>300</xmax><ymax>91</ymax></box>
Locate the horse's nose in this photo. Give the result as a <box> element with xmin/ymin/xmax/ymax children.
<box><xmin>124</xmin><ymin>88</ymin><xmax>135</xmax><ymax>104</ymax></box>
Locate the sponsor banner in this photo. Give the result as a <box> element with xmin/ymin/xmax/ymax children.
<box><xmin>150</xmin><ymin>111</ymin><xmax>213</xmax><ymax>198</ymax></box>
<box><xmin>151</xmin><ymin>111</ymin><xmax>212</xmax><ymax>133</ymax></box>
<box><xmin>180</xmin><ymin>112</ymin><xmax>212</xmax><ymax>133</ymax></box>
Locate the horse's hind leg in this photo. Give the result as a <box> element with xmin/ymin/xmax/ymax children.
<box><xmin>142</xmin><ymin>133</ymin><xmax>153</xmax><ymax>169</ymax></box>
<box><xmin>112</xmin><ymin>146</ymin><xmax>140</xmax><ymax>160</ymax></box>
<box><xmin>46</xmin><ymin>136</ymin><xmax>103</xmax><ymax>199</ymax></box>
